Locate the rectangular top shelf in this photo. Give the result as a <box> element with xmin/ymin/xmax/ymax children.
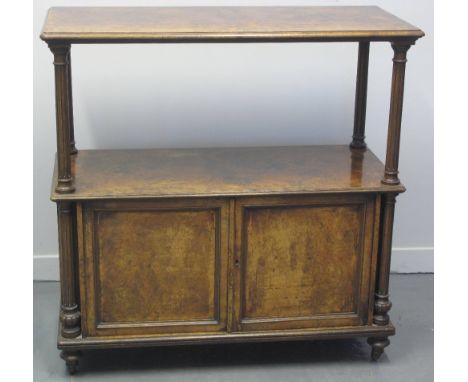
<box><xmin>51</xmin><ymin>145</ymin><xmax>405</xmax><ymax>201</ymax></box>
<box><xmin>41</xmin><ymin>6</ymin><xmax>424</xmax><ymax>43</ymax></box>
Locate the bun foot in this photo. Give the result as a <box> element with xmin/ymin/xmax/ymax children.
<box><xmin>60</xmin><ymin>350</ymin><xmax>81</xmax><ymax>374</ymax></box>
<box><xmin>371</xmin><ymin>346</ymin><xmax>384</xmax><ymax>361</ymax></box>
<box><xmin>367</xmin><ymin>337</ymin><xmax>390</xmax><ymax>361</ymax></box>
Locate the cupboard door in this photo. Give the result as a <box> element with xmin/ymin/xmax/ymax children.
<box><xmin>233</xmin><ymin>194</ymin><xmax>379</xmax><ymax>332</ymax></box>
<box><xmin>77</xmin><ymin>198</ymin><xmax>230</xmax><ymax>337</ymax></box>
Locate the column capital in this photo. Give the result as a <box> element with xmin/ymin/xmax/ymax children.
<box><xmin>48</xmin><ymin>43</ymin><xmax>71</xmax><ymax>66</ymax></box>
<box><xmin>47</xmin><ymin>42</ymin><xmax>71</xmax><ymax>51</ymax></box>
<box><xmin>390</xmin><ymin>41</ymin><xmax>413</xmax><ymax>64</ymax></box>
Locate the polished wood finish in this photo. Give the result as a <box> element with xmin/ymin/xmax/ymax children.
<box><xmin>57</xmin><ymin>201</ymin><xmax>81</xmax><ymax>338</ymax></box>
<box><xmin>367</xmin><ymin>193</ymin><xmax>398</xmax><ymax>360</ymax></box>
<box><xmin>67</xmin><ymin>50</ymin><xmax>77</xmax><ymax>155</ymax></box>
<box><xmin>50</xmin><ymin>146</ymin><xmax>405</xmax><ymax>201</ymax></box>
<box><xmin>49</xmin><ymin>44</ymin><xmax>74</xmax><ymax>193</ymax></box>
<box><xmin>58</xmin><ymin>321</ymin><xmax>395</xmax><ymax>350</ymax></box>
<box><xmin>233</xmin><ymin>194</ymin><xmax>378</xmax><ymax>332</ymax></box>
<box><xmin>351</xmin><ymin>42</ymin><xmax>370</xmax><ymax>149</ymax></box>
<box><xmin>41</xmin><ymin>6</ymin><xmax>423</xmax><ymax>373</ymax></box>
<box><xmin>71</xmin><ymin>194</ymin><xmax>391</xmax><ymax>344</ymax></box>
<box><xmin>374</xmin><ymin>193</ymin><xmax>397</xmax><ymax>327</ymax></box>
<box><xmin>60</xmin><ymin>350</ymin><xmax>81</xmax><ymax>375</ymax></box>
<box><xmin>78</xmin><ymin>199</ymin><xmax>230</xmax><ymax>337</ymax></box>
<box><xmin>382</xmin><ymin>42</ymin><xmax>413</xmax><ymax>185</ymax></box>
<box><xmin>40</xmin><ymin>6</ymin><xmax>424</xmax><ymax>43</ymax></box>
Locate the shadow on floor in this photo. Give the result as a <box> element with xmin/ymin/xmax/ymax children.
<box><xmin>78</xmin><ymin>338</ymin><xmax>375</xmax><ymax>375</ymax></box>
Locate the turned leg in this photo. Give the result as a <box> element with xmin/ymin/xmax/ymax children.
<box><xmin>60</xmin><ymin>350</ymin><xmax>81</xmax><ymax>374</ymax></box>
<box><xmin>350</xmin><ymin>41</ymin><xmax>370</xmax><ymax>149</ymax></box>
<box><xmin>367</xmin><ymin>337</ymin><xmax>390</xmax><ymax>361</ymax></box>
<box><xmin>67</xmin><ymin>51</ymin><xmax>77</xmax><ymax>155</ymax></box>
<box><xmin>57</xmin><ymin>201</ymin><xmax>81</xmax><ymax>338</ymax></box>
<box><xmin>368</xmin><ymin>193</ymin><xmax>397</xmax><ymax>360</ymax></box>
<box><xmin>49</xmin><ymin>43</ymin><xmax>75</xmax><ymax>193</ymax></box>
<box><xmin>382</xmin><ymin>41</ymin><xmax>414</xmax><ymax>185</ymax></box>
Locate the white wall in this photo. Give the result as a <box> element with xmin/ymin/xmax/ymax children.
<box><xmin>33</xmin><ymin>0</ymin><xmax>433</xmax><ymax>279</ymax></box>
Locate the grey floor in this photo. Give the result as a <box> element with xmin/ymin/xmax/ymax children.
<box><xmin>34</xmin><ymin>274</ymin><xmax>433</xmax><ymax>381</ymax></box>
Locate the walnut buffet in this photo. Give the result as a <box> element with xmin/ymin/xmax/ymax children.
<box><xmin>40</xmin><ymin>6</ymin><xmax>424</xmax><ymax>374</ymax></box>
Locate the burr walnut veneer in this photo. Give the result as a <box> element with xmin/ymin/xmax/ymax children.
<box><xmin>41</xmin><ymin>6</ymin><xmax>424</xmax><ymax>374</ymax></box>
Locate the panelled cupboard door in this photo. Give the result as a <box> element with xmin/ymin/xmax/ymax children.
<box><xmin>232</xmin><ymin>194</ymin><xmax>380</xmax><ymax>332</ymax></box>
<box><xmin>77</xmin><ymin>198</ymin><xmax>230</xmax><ymax>337</ymax></box>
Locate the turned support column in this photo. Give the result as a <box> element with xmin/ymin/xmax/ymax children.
<box><xmin>350</xmin><ymin>41</ymin><xmax>370</xmax><ymax>149</ymax></box>
<box><xmin>368</xmin><ymin>192</ymin><xmax>397</xmax><ymax>360</ymax></box>
<box><xmin>67</xmin><ymin>51</ymin><xmax>77</xmax><ymax>155</ymax></box>
<box><xmin>374</xmin><ymin>193</ymin><xmax>397</xmax><ymax>326</ymax></box>
<box><xmin>49</xmin><ymin>43</ymin><xmax>75</xmax><ymax>193</ymax></box>
<box><xmin>57</xmin><ymin>201</ymin><xmax>81</xmax><ymax>338</ymax></box>
<box><xmin>382</xmin><ymin>41</ymin><xmax>414</xmax><ymax>185</ymax></box>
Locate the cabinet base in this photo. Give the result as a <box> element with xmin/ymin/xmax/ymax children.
<box><xmin>58</xmin><ymin>320</ymin><xmax>395</xmax><ymax>373</ymax></box>
<box><xmin>58</xmin><ymin>320</ymin><xmax>395</xmax><ymax>350</ymax></box>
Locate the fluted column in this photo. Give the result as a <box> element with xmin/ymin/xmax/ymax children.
<box><xmin>350</xmin><ymin>41</ymin><xmax>370</xmax><ymax>149</ymax></box>
<box><xmin>382</xmin><ymin>41</ymin><xmax>413</xmax><ymax>185</ymax></box>
<box><xmin>373</xmin><ymin>193</ymin><xmax>397</xmax><ymax>325</ymax></box>
<box><xmin>57</xmin><ymin>201</ymin><xmax>81</xmax><ymax>338</ymax></box>
<box><xmin>49</xmin><ymin>43</ymin><xmax>75</xmax><ymax>193</ymax></box>
<box><xmin>67</xmin><ymin>51</ymin><xmax>77</xmax><ymax>155</ymax></box>
<box><xmin>368</xmin><ymin>192</ymin><xmax>397</xmax><ymax>360</ymax></box>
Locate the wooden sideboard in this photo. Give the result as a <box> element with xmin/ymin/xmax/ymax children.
<box><xmin>40</xmin><ymin>6</ymin><xmax>424</xmax><ymax>374</ymax></box>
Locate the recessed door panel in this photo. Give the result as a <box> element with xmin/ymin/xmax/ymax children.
<box><xmin>78</xmin><ymin>199</ymin><xmax>230</xmax><ymax>337</ymax></box>
<box><xmin>233</xmin><ymin>194</ymin><xmax>378</xmax><ymax>331</ymax></box>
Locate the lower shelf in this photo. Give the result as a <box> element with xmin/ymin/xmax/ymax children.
<box><xmin>51</xmin><ymin>145</ymin><xmax>405</xmax><ymax>201</ymax></box>
<box><xmin>58</xmin><ymin>319</ymin><xmax>395</xmax><ymax>350</ymax></box>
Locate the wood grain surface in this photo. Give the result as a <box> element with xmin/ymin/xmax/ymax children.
<box><xmin>42</xmin><ymin>6</ymin><xmax>423</xmax><ymax>368</ymax></box>
<box><xmin>79</xmin><ymin>198</ymin><xmax>230</xmax><ymax>337</ymax></box>
<box><xmin>41</xmin><ymin>6</ymin><xmax>424</xmax><ymax>43</ymax></box>
<box><xmin>51</xmin><ymin>146</ymin><xmax>405</xmax><ymax>201</ymax></box>
<box><xmin>233</xmin><ymin>194</ymin><xmax>378</xmax><ymax>332</ymax></box>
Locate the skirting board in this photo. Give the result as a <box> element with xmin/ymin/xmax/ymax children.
<box><xmin>33</xmin><ymin>247</ymin><xmax>434</xmax><ymax>281</ymax></box>
<box><xmin>33</xmin><ymin>254</ymin><xmax>60</xmax><ymax>281</ymax></box>
<box><xmin>390</xmin><ymin>247</ymin><xmax>434</xmax><ymax>273</ymax></box>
